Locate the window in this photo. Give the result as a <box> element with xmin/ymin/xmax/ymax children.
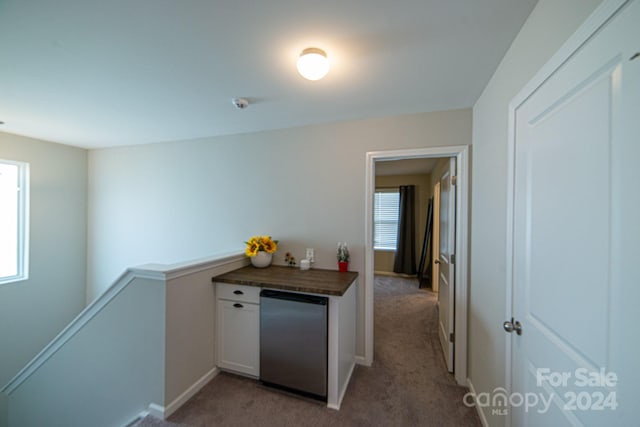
<box><xmin>0</xmin><ymin>159</ymin><xmax>29</xmax><ymax>285</ymax></box>
<box><xmin>374</xmin><ymin>189</ymin><xmax>399</xmax><ymax>251</ymax></box>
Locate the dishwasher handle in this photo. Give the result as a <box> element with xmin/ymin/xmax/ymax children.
<box><xmin>260</xmin><ymin>289</ymin><xmax>328</xmax><ymax>305</ymax></box>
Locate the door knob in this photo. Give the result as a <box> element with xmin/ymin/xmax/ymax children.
<box><xmin>503</xmin><ymin>318</ymin><xmax>523</xmax><ymax>335</ymax></box>
<box><xmin>434</xmin><ymin>260</ymin><xmax>441</xmax><ymax>264</ymax></box>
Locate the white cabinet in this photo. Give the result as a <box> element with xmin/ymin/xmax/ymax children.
<box><xmin>215</xmin><ymin>283</ymin><xmax>260</xmax><ymax>377</ymax></box>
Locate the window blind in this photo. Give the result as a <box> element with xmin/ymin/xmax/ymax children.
<box><xmin>374</xmin><ymin>190</ymin><xmax>399</xmax><ymax>250</ymax></box>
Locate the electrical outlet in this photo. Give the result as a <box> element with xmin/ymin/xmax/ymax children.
<box><xmin>306</xmin><ymin>248</ymin><xmax>315</xmax><ymax>263</ymax></box>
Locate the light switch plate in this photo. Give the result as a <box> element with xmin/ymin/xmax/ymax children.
<box><xmin>306</xmin><ymin>248</ymin><xmax>315</xmax><ymax>263</ymax></box>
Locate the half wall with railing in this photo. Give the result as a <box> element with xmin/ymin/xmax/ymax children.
<box><xmin>0</xmin><ymin>252</ymin><xmax>247</xmax><ymax>427</ymax></box>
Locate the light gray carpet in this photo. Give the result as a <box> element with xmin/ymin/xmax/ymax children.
<box><xmin>166</xmin><ymin>275</ymin><xmax>480</xmax><ymax>426</ymax></box>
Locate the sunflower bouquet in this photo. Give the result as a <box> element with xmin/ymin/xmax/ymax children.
<box><xmin>244</xmin><ymin>235</ymin><xmax>278</xmax><ymax>257</ymax></box>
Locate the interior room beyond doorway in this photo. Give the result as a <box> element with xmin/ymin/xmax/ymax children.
<box><xmin>373</xmin><ymin>157</ymin><xmax>451</xmax><ymax>289</ymax></box>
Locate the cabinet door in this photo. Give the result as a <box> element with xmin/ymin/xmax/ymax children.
<box><xmin>217</xmin><ymin>300</ymin><xmax>260</xmax><ymax>377</ymax></box>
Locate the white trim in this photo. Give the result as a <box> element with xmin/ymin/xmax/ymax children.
<box><xmin>125</xmin><ymin>269</ymin><xmax>167</xmax><ymax>281</ymax></box>
<box><xmin>122</xmin><ymin>411</ymin><xmax>149</xmax><ymax>427</ymax></box>
<box><xmin>509</xmin><ymin>0</ymin><xmax>628</xmax><ymax>112</ymax></box>
<box><xmin>466</xmin><ymin>378</ymin><xmax>489</xmax><ymax>427</ymax></box>
<box><xmin>354</xmin><ymin>355</ymin><xmax>369</xmax><ymax>366</ymax></box>
<box><xmin>365</xmin><ymin>146</ymin><xmax>470</xmax><ymax>385</ymax></box>
<box><xmin>503</xmin><ymin>1</ymin><xmax>629</xmax><ymax>426</ymax></box>
<box><xmin>147</xmin><ymin>403</ymin><xmax>165</xmax><ymax>420</ymax></box>
<box><xmin>133</xmin><ymin>251</ymin><xmax>247</xmax><ymax>280</ymax></box>
<box><xmin>364</xmin><ymin>156</ymin><xmax>376</xmax><ymax>367</ymax></box>
<box><xmin>161</xmin><ymin>367</ymin><xmax>220</xmax><ymax>419</ymax></box>
<box><xmin>327</xmin><ymin>295</ymin><xmax>339</xmax><ymax>409</ymax></box>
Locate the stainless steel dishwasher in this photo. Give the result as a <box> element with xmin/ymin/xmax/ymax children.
<box><xmin>259</xmin><ymin>289</ymin><xmax>328</xmax><ymax>401</ymax></box>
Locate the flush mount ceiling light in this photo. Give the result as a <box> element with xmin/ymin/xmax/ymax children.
<box><xmin>297</xmin><ymin>47</ymin><xmax>330</xmax><ymax>81</ymax></box>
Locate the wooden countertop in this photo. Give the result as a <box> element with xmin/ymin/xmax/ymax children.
<box><xmin>212</xmin><ymin>265</ymin><xmax>358</xmax><ymax>296</ymax></box>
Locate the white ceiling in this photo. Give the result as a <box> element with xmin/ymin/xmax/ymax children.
<box><xmin>0</xmin><ymin>0</ymin><xmax>537</xmax><ymax>149</ymax></box>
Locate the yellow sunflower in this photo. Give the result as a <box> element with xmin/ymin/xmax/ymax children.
<box><xmin>245</xmin><ymin>241</ymin><xmax>259</xmax><ymax>257</ymax></box>
<box><xmin>244</xmin><ymin>235</ymin><xmax>278</xmax><ymax>257</ymax></box>
<box><xmin>262</xmin><ymin>237</ymin><xmax>277</xmax><ymax>254</ymax></box>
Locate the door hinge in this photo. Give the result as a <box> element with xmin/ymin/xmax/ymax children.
<box><xmin>451</xmin><ymin>175</ymin><xmax>457</xmax><ymax>186</ymax></box>
<box><xmin>449</xmin><ymin>332</ymin><xmax>455</xmax><ymax>343</ymax></box>
<box><xmin>450</xmin><ymin>254</ymin><xmax>456</xmax><ymax>264</ymax></box>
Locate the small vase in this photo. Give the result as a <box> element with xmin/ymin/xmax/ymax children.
<box><xmin>338</xmin><ymin>261</ymin><xmax>349</xmax><ymax>272</ymax></box>
<box><xmin>251</xmin><ymin>252</ymin><xmax>273</xmax><ymax>268</ymax></box>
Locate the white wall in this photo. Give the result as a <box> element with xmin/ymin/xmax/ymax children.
<box><xmin>88</xmin><ymin>109</ymin><xmax>472</xmax><ymax>357</ymax></box>
<box><xmin>469</xmin><ymin>0</ymin><xmax>602</xmax><ymax>425</ymax></box>
<box><xmin>7</xmin><ymin>277</ymin><xmax>165</xmax><ymax>427</ymax></box>
<box><xmin>0</xmin><ymin>132</ymin><xmax>87</xmax><ymax>387</ymax></box>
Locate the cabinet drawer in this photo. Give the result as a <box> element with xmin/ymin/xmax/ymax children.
<box><xmin>216</xmin><ymin>282</ymin><xmax>260</xmax><ymax>304</ymax></box>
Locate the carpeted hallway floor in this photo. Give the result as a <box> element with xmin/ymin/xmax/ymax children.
<box><xmin>161</xmin><ymin>275</ymin><xmax>480</xmax><ymax>427</ymax></box>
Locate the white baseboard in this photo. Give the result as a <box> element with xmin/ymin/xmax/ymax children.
<box><xmin>354</xmin><ymin>355</ymin><xmax>370</xmax><ymax>366</ymax></box>
<box><xmin>149</xmin><ymin>367</ymin><xmax>220</xmax><ymax>419</ymax></box>
<box><xmin>147</xmin><ymin>404</ymin><xmax>164</xmax><ymax>420</ymax></box>
<box><xmin>466</xmin><ymin>378</ymin><xmax>489</xmax><ymax>427</ymax></box>
<box><xmin>123</xmin><ymin>410</ymin><xmax>149</xmax><ymax>427</ymax></box>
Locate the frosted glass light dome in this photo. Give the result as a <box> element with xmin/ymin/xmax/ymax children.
<box><xmin>297</xmin><ymin>48</ymin><xmax>330</xmax><ymax>81</ymax></box>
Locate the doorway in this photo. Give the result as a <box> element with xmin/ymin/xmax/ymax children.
<box><xmin>364</xmin><ymin>146</ymin><xmax>469</xmax><ymax>385</ymax></box>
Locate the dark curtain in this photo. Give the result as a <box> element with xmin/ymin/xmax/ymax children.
<box><xmin>393</xmin><ymin>185</ymin><xmax>417</xmax><ymax>274</ymax></box>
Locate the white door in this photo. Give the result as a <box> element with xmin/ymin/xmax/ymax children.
<box><xmin>438</xmin><ymin>158</ymin><xmax>455</xmax><ymax>372</ymax></box>
<box><xmin>431</xmin><ymin>181</ymin><xmax>441</xmax><ymax>293</ymax></box>
<box><xmin>509</xmin><ymin>1</ymin><xmax>639</xmax><ymax>425</ymax></box>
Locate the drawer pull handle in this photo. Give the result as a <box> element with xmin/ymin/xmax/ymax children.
<box><xmin>233</xmin><ymin>303</ymin><xmax>244</xmax><ymax>308</ymax></box>
<box><xmin>233</xmin><ymin>290</ymin><xmax>244</xmax><ymax>295</ymax></box>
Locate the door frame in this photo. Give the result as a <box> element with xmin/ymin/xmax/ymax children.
<box><xmin>504</xmin><ymin>1</ymin><xmax>629</xmax><ymax>424</ymax></box>
<box><xmin>364</xmin><ymin>145</ymin><xmax>469</xmax><ymax>385</ymax></box>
